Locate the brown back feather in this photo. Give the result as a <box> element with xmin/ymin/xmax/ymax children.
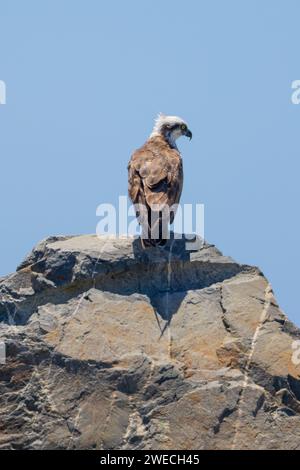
<box><xmin>128</xmin><ymin>135</ymin><xmax>183</xmax><ymax>226</ymax></box>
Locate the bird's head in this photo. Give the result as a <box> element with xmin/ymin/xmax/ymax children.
<box><xmin>150</xmin><ymin>113</ymin><xmax>192</xmax><ymax>148</ymax></box>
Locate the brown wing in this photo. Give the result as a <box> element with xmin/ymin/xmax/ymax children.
<box><xmin>128</xmin><ymin>136</ymin><xmax>183</xmax><ymax>224</ymax></box>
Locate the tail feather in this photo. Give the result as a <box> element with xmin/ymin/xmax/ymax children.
<box><xmin>140</xmin><ymin>208</ymin><xmax>168</xmax><ymax>248</ymax></box>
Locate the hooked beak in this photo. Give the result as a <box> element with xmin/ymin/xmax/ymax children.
<box><xmin>184</xmin><ymin>128</ymin><xmax>192</xmax><ymax>140</ymax></box>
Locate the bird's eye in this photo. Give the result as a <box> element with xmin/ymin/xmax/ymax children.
<box><xmin>181</xmin><ymin>124</ymin><xmax>187</xmax><ymax>131</ymax></box>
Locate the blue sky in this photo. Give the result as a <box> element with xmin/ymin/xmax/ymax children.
<box><xmin>0</xmin><ymin>0</ymin><xmax>299</xmax><ymax>324</ymax></box>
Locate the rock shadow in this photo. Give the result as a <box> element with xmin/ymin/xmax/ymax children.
<box><xmin>1</xmin><ymin>233</ymin><xmax>249</xmax><ymax>327</ymax></box>
<box><xmin>131</xmin><ymin>234</ymin><xmax>200</xmax><ymax>324</ymax></box>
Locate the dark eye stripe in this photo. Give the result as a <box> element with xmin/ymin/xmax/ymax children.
<box><xmin>163</xmin><ymin>123</ymin><xmax>186</xmax><ymax>131</ymax></box>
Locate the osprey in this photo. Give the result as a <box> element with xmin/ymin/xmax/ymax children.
<box><xmin>128</xmin><ymin>114</ymin><xmax>192</xmax><ymax>247</ymax></box>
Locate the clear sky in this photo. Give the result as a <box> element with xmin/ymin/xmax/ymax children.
<box><xmin>0</xmin><ymin>0</ymin><xmax>299</xmax><ymax>325</ymax></box>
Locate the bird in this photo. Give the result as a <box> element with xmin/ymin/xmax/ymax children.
<box><xmin>128</xmin><ymin>113</ymin><xmax>192</xmax><ymax>248</ymax></box>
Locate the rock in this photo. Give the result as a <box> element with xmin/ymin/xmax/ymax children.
<box><xmin>0</xmin><ymin>234</ymin><xmax>300</xmax><ymax>450</ymax></box>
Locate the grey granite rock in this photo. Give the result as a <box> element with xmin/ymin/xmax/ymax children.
<box><xmin>0</xmin><ymin>234</ymin><xmax>299</xmax><ymax>449</ymax></box>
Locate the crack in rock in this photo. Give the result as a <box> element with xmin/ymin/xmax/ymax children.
<box><xmin>1</xmin><ymin>236</ymin><xmax>300</xmax><ymax>450</ymax></box>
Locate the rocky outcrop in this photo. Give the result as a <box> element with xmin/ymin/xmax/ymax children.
<box><xmin>0</xmin><ymin>234</ymin><xmax>300</xmax><ymax>450</ymax></box>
